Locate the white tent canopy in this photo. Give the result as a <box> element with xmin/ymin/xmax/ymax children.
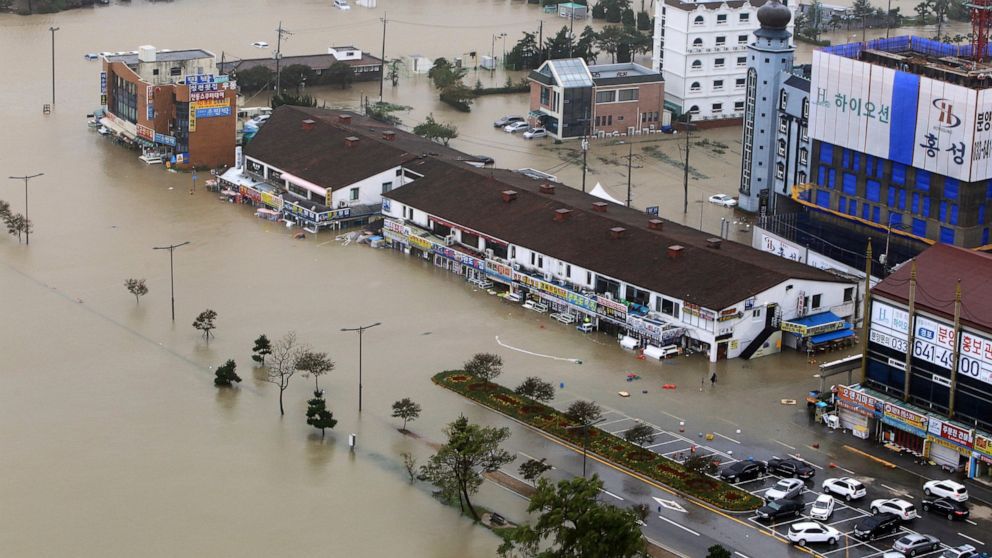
<box><xmin>589</xmin><ymin>182</ymin><xmax>624</xmax><ymax>206</ymax></box>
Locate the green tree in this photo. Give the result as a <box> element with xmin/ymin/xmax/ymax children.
<box><xmin>592</xmin><ymin>1</ymin><xmax>607</xmax><ymax>19</ymax></box>
<box><xmin>505</xmin><ymin>31</ymin><xmax>542</xmax><ymax>70</ymax></box>
<box><xmin>623</xmin><ymin>423</ymin><xmax>656</xmax><ymax>446</ymax></box>
<box><xmin>295</xmin><ymin>350</ymin><xmax>334</xmax><ymax>392</ymax></box>
<box><xmin>621</xmin><ymin>7</ymin><xmax>636</xmax><ymax>27</ymax></box>
<box><xmin>596</xmin><ymin>25</ymin><xmax>625</xmax><ymax>63</ymax></box>
<box><xmin>575</xmin><ymin>25</ymin><xmax>600</xmax><ymax>63</ymax></box>
<box><xmin>278</xmin><ymin>63</ymin><xmax>315</xmax><ymax>93</ymax></box>
<box><xmin>306</xmin><ymin>392</ymin><xmax>338</xmax><ymax>437</ymax></box>
<box><xmin>401</xmin><ymin>452</ymin><xmax>418</xmax><ymax>483</ymax></box>
<box><xmin>706</xmin><ymin>545</ymin><xmax>732</xmax><ymax>558</ymax></box>
<box><xmin>915</xmin><ymin>0</ymin><xmax>931</xmax><ymax>24</ymax></box>
<box><xmin>419</xmin><ymin>415</ymin><xmax>514</xmax><ymax>520</ymax></box>
<box><xmin>6</xmin><ymin>213</ymin><xmax>28</xmax><ymax>243</ymax></box>
<box><xmin>260</xmin><ymin>331</ymin><xmax>306</xmax><ymax>416</ymax></box>
<box><xmin>463</xmin><ymin>352</ymin><xmax>503</xmax><ymax>382</ymax></box>
<box><xmin>124</xmin><ymin>278</ymin><xmax>148</xmax><ymax>305</ymax></box>
<box><xmin>386</xmin><ymin>58</ymin><xmax>403</xmax><ymax>86</ymax></box>
<box><xmin>606</xmin><ymin>1</ymin><xmax>622</xmax><ymax>22</ymax></box>
<box><xmin>947</xmin><ymin>0</ymin><xmax>970</xmax><ymax>21</ymax></box>
<box><xmin>852</xmin><ymin>0</ymin><xmax>875</xmax><ymax>20</ymax></box>
<box><xmin>214</xmin><ymin>359</ymin><xmax>242</xmax><ymax>387</ymax></box>
<box><xmin>270</xmin><ymin>93</ymin><xmax>317</xmax><ymax>108</ymax></box>
<box><xmin>0</xmin><ymin>200</ymin><xmax>11</xmax><ymax>223</ymax></box>
<box><xmin>428</xmin><ymin>57</ymin><xmax>467</xmax><ymax>91</ymax></box>
<box><xmin>234</xmin><ymin>65</ymin><xmax>273</xmax><ymax>93</ymax></box>
<box><xmin>252</xmin><ymin>334</ymin><xmax>272</xmax><ymax>365</ymax></box>
<box><xmin>365</xmin><ymin>101</ymin><xmax>411</xmax><ymax>124</ymax></box>
<box><xmin>497</xmin><ymin>476</ymin><xmax>647</xmax><ymax>558</ymax></box>
<box><xmin>545</xmin><ymin>26</ymin><xmax>573</xmax><ymax>60</ymax></box>
<box><xmin>392</xmin><ymin>397</ymin><xmax>422</xmax><ymax>431</ymax></box>
<box><xmin>413</xmin><ymin>114</ymin><xmax>459</xmax><ymax>146</ymax></box>
<box><xmin>566</xmin><ymin>400</ymin><xmax>602</xmax><ymax>425</ymax></box>
<box><xmin>683</xmin><ymin>453</ymin><xmax>718</xmax><ymax>476</ymax></box>
<box><xmin>518</xmin><ymin>458</ymin><xmax>552</xmax><ymax>483</ymax></box>
<box><xmin>192</xmin><ymin>309</ymin><xmax>218</xmax><ymax>342</ymax></box>
<box><xmin>515</xmin><ymin>377</ymin><xmax>555</xmax><ymax>402</ymax></box>
<box><xmin>325</xmin><ymin>61</ymin><xmax>355</xmax><ymax>89</ymax></box>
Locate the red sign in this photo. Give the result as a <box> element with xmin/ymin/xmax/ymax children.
<box><xmin>836</xmin><ymin>386</ymin><xmax>880</xmax><ymax>417</ymax></box>
<box><xmin>941</xmin><ymin>422</ymin><xmax>973</xmax><ymax>448</ymax></box>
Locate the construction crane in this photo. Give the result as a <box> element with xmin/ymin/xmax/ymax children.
<box><xmin>971</xmin><ymin>0</ymin><xmax>992</xmax><ymax>62</ymax></box>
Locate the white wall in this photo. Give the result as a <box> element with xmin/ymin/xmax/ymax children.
<box><xmin>329</xmin><ymin>167</ymin><xmax>410</xmax><ymax>208</ymax></box>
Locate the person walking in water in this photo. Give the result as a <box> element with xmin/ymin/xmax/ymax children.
<box><xmin>710</xmin><ymin>373</ymin><xmax>717</xmax><ymax>386</ymax></box>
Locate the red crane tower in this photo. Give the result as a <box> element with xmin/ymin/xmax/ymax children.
<box><xmin>972</xmin><ymin>0</ymin><xmax>992</xmax><ymax>62</ymax></box>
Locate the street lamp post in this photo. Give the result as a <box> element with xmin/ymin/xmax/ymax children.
<box><xmin>491</xmin><ymin>33</ymin><xmax>506</xmax><ymax>76</ymax></box>
<box><xmin>49</xmin><ymin>27</ymin><xmax>60</xmax><ymax>106</ymax></box>
<box><xmin>8</xmin><ymin>173</ymin><xmax>44</xmax><ymax>245</ymax></box>
<box><xmin>341</xmin><ymin>322</ymin><xmax>381</xmax><ymax>413</ymax></box>
<box><xmin>153</xmin><ymin>241</ymin><xmax>190</xmax><ymax>322</ymax></box>
<box><xmin>565</xmin><ymin>418</ymin><xmax>606</xmax><ymax>478</ymax></box>
<box><xmin>881</xmin><ymin>222</ymin><xmax>910</xmax><ymax>274</ymax></box>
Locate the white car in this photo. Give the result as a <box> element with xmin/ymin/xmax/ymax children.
<box><xmin>523</xmin><ymin>128</ymin><xmax>548</xmax><ymax>140</ymax></box>
<box><xmin>251</xmin><ymin>41</ymin><xmax>269</xmax><ymax>49</ymax></box>
<box><xmin>333</xmin><ymin>0</ymin><xmax>351</xmax><ymax>9</ymax></box>
<box><xmin>942</xmin><ymin>544</ymin><xmax>980</xmax><ymax>558</ymax></box>
<box><xmin>787</xmin><ymin>522</ymin><xmax>841</xmax><ymax>546</ymax></box>
<box><xmin>822</xmin><ymin>477</ymin><xmax>866</xmax><ymax>501</ymax></box>
<box><xmin>504</xmin><ymin>121</ymin><xmax>530</xmax><ymax>133</ymax></box>
<box><xmin>708</xmin><ymin>194</ymin><xmax>737</xmax><ymax>207</ymax></box>
<box><xmin>870</xmin><ymin>498</ymin><xmax>918</xmax><ymax>520</ymax></box>
<box><xmin>766</xmin><ymin>478</ymin><xmax>805</xmax><ymax>501</ymax></box>
<box><xmin>809</xmin><ymin>494</ymin><xmax>835</xmax><ymax>520</ymax></box>
<box><xmin>924</xmin><ymin>479</ymin><xmax>968</xmax><ymax>502</ymax></box>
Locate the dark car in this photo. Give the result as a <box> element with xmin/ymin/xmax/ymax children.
<box><xmin>767</xmin><ymin>457</ymin><xmax>815</xmax><ymax>479</ymax></box>
<box><xmin>755</xmin><ymin>499</ymin><xmax>803</xmax><ymax>521</ymax></box>
<box><xmin>852</xmin><ymin>512</ymin><xmax>901</xmax><ymax>540</ymax></box>
<box><xmin>719</xmin><ymin>460</ymin><xmax>767</xmax><ymax>482</ymax></box>
<box><xmin>922</xmin><ymin>497</ymin><xmax>970</xmax><ymax>521</ymax></box>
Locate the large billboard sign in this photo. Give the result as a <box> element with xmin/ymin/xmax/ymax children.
<box><xmin>810</xmin><ymin>50</ymin><xmax>992</xmax><ymax>182</ymax></box>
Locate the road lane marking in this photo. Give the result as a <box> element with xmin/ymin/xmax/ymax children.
<box><xmin>835</xmin><ymin>465</ymin><xmax>855</xmax><ymax>474</ymax></box>
<box><xmin>661</xmin><ymin>410</ymin><xmax>684</xmax><ymax>422</ymax></box>
<box><xmin>657</xmin><ymin>515</ymin><xmax>700</xmax><ymax>536</ymax></box>
<box><xmin>714</xmin><ymin>431</ymin><xmax>741</xmax><ymax>444</ymax></box>
<box><xmin>600</xmin><ymin>489</ymin><xmax>624</xmax><ymax>501</ymax></box>
<box><xmin>959</xmin><ymin>533</ymin><xmax>985</xmax><ymax>545</ymax></box>
<box><xmin>653</xmin><ymin>496</ymin><xmax>687</xmax><ymax>513</ymax></box>
<box><xmin>645</xmin><ymin>439</ymin><xmax>682</xmax><ymax>449</ymax></box>
<box><xmin>518</xmin><ymin>451</ymin><xmax>556</xmax><ymax>469</ymax></box>
<box><xmin>599</xmin><ymin>417</ymin><xmax>634</xmax><ymax>427</ymax></box>
<box><xmin>644</xmin><ymin>537</ymin><xmax>691</xmax><ymax>558</ymax></box>
<box><xmin>880</xmin><ymin>483</ymin><xmax>901</xmax><ymax>493</ymax></box>
<box><xmin>789</xmin><ymin>454</ymin><xmax>824</xmax><ymax>469</ymax></box>
<box><xmin>734</xmin><ymin>553</ymin><xmax>751</xmax><ymax>558</ymax></box>
<box><xmin>965</xmin><ymin>519</ymin><xmax>977</xmax><ymax>526</ymax></box>
<box><xmin>773</xmin><ymin>440</ymin><xmax>797</xmax><ymax>450</ymax></box>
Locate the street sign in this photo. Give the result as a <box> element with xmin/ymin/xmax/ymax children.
<box><xmin>653</xmin><ymin>496</ymin><xmax>687</xmax><ymax>513</ymax></box>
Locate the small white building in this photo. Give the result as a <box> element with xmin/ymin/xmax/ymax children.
<box><xmin>652</xmin><ymin>0</ymin><xmax>793</xmax><ymax>121</ymax></box>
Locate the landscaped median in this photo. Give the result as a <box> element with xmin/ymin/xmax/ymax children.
<box><xmin>433</xmin><ymin>370</ymin><xmax>763</xmax><ymax>513</ymax></box>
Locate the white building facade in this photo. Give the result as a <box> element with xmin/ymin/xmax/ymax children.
<box><xmin>653</xmin><ymin>0</ymin><xmax>793</xmax><ymax>121</ymax></box>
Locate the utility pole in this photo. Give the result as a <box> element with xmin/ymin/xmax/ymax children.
<box><xmin>274</xmin><ymin>21</ymin><xmax>292</xmax><ymax>96</ymax></box>
<box><xmin>538</xmin><ymin>20</ymin><xmax>544</xmax><ymax>63</ymax></box>
<box><xmin>683</xmin><ymin>113</ymin><xmax>692</xmax><ymax>214</ymax></box>
<box><xmin>379</xmin><ymin>12</ymin><xmax>388</xmax><ymax>102</ymax></box>
<box><xmin>859</xmin><ymin>239</ymin><xmax>872</xmax><ymax>383</ymax></box>
<box><xmin>49</xmin><ymin>27</ymin><xmax>60</xmax><ymax>106</ymax></box>
<box><xmin>948</xmin><ymin>280</ymin><xmax>963</xmax><ymax>418</ymax></box>
<box><xmin>902</xmin><ymin>261</ymin><xmax>917</xmax><ymax>402</ymax></box>
<box><xmin>569</xmin><ymin>9</ymin><xmax>575</xmax><ymax>57</ymax></box>
<box><xmin>153</xmin><ymin>241</ymin><xmax>190</xmax><ymax>322</ymax></box>
<box><xmin>581</xmin><ymin>109</ymin><xmax>590</xmax><ymax>192</ymax></box>
<box><xmin>341</xmin><ymin>322</ymin><xmax>382</xmax><ymax>413</ymax></box>
<box><xmin>625</xmin><ymin>141</ymin><xmax>634</xmax><ymax>207</ymax></box>
<box><xmin>8</xmin><ymin>173</ymin><xmax>43</xmax><ymax>246</ymax></box>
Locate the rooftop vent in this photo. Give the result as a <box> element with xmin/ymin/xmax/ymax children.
<box><xmin>382</xmin><ymin>130</ymin><xmax>396</xmax><ymax>141</ymax></box>
<box><xmin>539</xmin><ymin>183</ymin><xmax>556</xmax><ymax>195</ymax></box>
<box><xmin>706</xmin><ymin>237</ymin><xmax>722</xmax><ymax>249</ymax></box>
<box><xmin>667</xmin><ymin>245</ymin><xmax>685</xmax><ymax>259</ymax></box>
<box><xmin>138</xmin><ymin>45</ymin><xmax>156</xmax><ymax>63</ymax></box>
<box><xmin>344</xmin><ymin>136</ymin><xmax>360</xmax><ymax>148</ymax></box>
<box><xmin>554</xmin><ymin>208</ymin><xmax>573</xmax><ymax>221</ymax></box>
<box><xmin>647</xmin><ymin>218</ymin><xmax>664</xmax><ymax>230</ymax></box>
<box><xmin>610</xmin><ymin>227</ymin><xmax>627</xmax><ymax>239</ymax></box>
<box><xmin>592</xmin><ymin>201</ymin><xmax>609</xmax><ymax>212</ymax></box>
<box><xmin>301</xmin><ymin>119</ymin><xmax>316</xmax><ymax>131</ymax></box>
<box><xmin>501</xmin><ymin>190</ymin><xmax>518</xmax><ymax>203</ymax></box>
<box><xmin>337</xmin><ymin>114</ymin><xmax>352</xmax><ymax>124</ymax></box>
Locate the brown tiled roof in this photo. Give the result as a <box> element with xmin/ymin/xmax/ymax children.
<box><xmin>219</xmin><ymin>52</ymin><xmax>382</xmax><ymax>74</ymax></box>
<box><xmin>243</xmin><ymin>106</ymin><xmax>475</xmax><ymax>191</ymax></box>
<box><xmin>873</xmin><ymin>244</ymin><xmax>992</xmax><ymax>332</ymax></box>
<box><xmin>664</xmin><ymin>0</ymin><xmax>769</xmax><ymax>11</ymax></box>
<box><xmin>385</xmin><ymin>162</ymin><xmax>848</xmax><ymax>310</ymax></box>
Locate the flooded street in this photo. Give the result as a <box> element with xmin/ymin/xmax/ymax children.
<box><xmin>0</xmin><ymin>1</ymin><xmax>948</xmax><ymax>556</ymax></box>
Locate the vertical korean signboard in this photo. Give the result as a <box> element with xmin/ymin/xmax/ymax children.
<box><xmin>188</xmin><ymin>102</ymin><xmax>197</xmax><ymax>132</ymax></box>
<box><xmin>912</xmin><ymin>77</ymin><xmax>976</xmax><ymax>181</ymax></box>
<box><xmin>868</xmin><ymin>301</ymin><xmax>910</xmax><ymax>353</ymax></box>
<box><xmin>100</xmin><ymin>71</ymin><xmax>107</xmax><ymax>106</ymax></box>
<box><xmin>146</xmin><ymin>84</ymin><xmax>154</xmax><ymax>121</ymax></box>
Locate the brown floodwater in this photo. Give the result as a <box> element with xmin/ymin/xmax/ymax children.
<box><xmin>0</xmin><ymin>2</ymin><xmax>940</xmax><ymax>555</ymax></box>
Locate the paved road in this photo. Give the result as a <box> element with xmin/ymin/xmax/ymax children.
<box><xmin>483</xmin><ymin>392</ymin><xmax>991</xmax><ymax>558</ymax></box>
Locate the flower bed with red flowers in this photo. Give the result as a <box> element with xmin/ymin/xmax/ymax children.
<box><xmin>433</xmin><ymin>370</ymin><xmax>761</xmax><ymax>512</ymax></box>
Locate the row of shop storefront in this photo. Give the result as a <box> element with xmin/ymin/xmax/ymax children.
<box><xmin>382</xmin><ymin>217</ymin><xmax>689</xmax><ymax>350</ymax></box>
<box><xmin>834</xmin><ymin>384</ymin><xmax>992</xmax><ymax>482</ymax></box>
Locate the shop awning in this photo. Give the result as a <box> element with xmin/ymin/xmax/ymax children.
<box><xmin>810</xmin><ymin>326</ymin><xmax>855</xmax><ymax>345</ymax></box>
<box><xmin>782</xmin><ymin>311</ymin><xmax>846</xmax><ymax>337</ymax></box>
<box><xmin>100</xmin><ymin>117</ymin><xmax>136</xmax><ymax>140</ymax></box>
<box><xmin>282</xmin><ymin>172</ymin><xmax>326</xmax><ymax>198</ymax></box>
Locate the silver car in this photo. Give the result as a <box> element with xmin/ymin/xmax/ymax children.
<box><xmin>892</xmin><ymin>533</ymin><xmax>940</xmax><ymax>557</ymax></box>
<box><xmin>765</xmin><ymin>478</ymin><xmax>804</xmax><ymax>501</ymax></box>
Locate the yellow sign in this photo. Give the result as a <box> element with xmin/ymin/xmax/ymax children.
<box><xmin>189</xmin><ymin>102</ymin><xmax>197</xmax><ymax>132</ymax></box>
<box><xmin>408</xmin><ymin>235</ymin><xmax>432</xmax><ymax>251</ymax></box>
<box><xmin>260</xmin><ymin>191</ymin><xmax>283</xmax><ymax>211</ymax></box>
<box><xmin>976</xmin><ymin>434</ymin><xmax>992</xmax><ymax>458</ymax></box>
<box><xmin>928</xmin><ymin>436</ymin><xmax>971</xmax><ymax>456</ymax></box>
<box><xmin>195</xmin><ymin>98</ymin><xmax>229</xmax><ymax>109</ymax></box>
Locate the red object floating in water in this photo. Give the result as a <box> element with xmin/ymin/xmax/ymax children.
<box><xmin>662</xmin><ymin>384</ymin><xmax>677</xmax><ymax>390</ymax></box>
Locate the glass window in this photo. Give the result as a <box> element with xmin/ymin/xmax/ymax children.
<box><xmin>381</xmin><ymin>181</ymin><xmax>393</xmax><ymax>193</ymax></box>
<box><xmin>799</xmin><ymin>148</ymin><xmax>808</xmax><ymax>165</ymax></box>
<box><xmin>712</xmin><ymin>103</ymin><xmax>723</xmax><ymax>113</ymax></box>
<box><xmin>717</xmin><ymin>14</ymin><xmax>727</xmax><ymax>23</ymax></box>
<box><xmin>736</xmin><ymin>77</ymin><xmax>745</xmax><ymax>88</ymax></box>
<box><xmin>596</xmin><ymin>90</ymin><xmax>616</xmax><ymax>103</ymax></box>
<box><xmin>714</xmin><ymin>57</ymin><xmax>725</xmax><ymax>68</ymax></box>
<box><xmin>691</xmin><ymin>60</ymin><xmax>702</xmax><ymax>70</ymax></box>
<box><xmin>738</xmin><ymin>34</ymin><xmax>748</xmax><ymax>44</ymax></box>
<box><xmin>737</xmin><ymin>56</ymin><xmax>747</xmax><ymax>67</ymax></box>
<box><xmin>713</xmin><ymin>80</ymin><xmax>724</xmax><ymax>90</ymax></box>
<box><xmin>694</xmin><ymin>15</ymin><xmax>704</xmax><ymax>25</ymax></box>
<box><xmin>690</xmin><ymin>81</ymin><xmax>701</xmax><ymax>92</ymax></box>
<box><xmin>689</xmin><ymin>105</ymin><xmax>699</xmax><ymax>114</ymax></box>
<box><xmin>945</xmin><ymin>178</ymin><xmax>959</xmax><ymax>199</ymax></box>
<box><xmin>618</xmin><ymin>88</ymin><xmax>639</xmax><ymax>101</ymax></box>
<box><xmin>693</xmin><ymin>38</ymin><xmax>703</xmax><ymax>47</ymax></box>
<box><xmin>739</xmin><ymin>12</ymin><xmax>750</xmax><ymax>22</ymax></box>
<box><xmin>734</xmin><ymin>101</ymin><xmax>744</xmax><ymax>111</ymax></box>
<box><xmin>350</xmin><ymin>187</ymin><xmax>359</xmax><ymax>201</ymax></box>
<box><xmin>716</xmin><ymin>36</ymin><xmax>726</xmax><ymax>45</ymax></box>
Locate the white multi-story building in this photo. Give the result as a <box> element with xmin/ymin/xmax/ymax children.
<box><xmin>652</xmin><ymin>0</ymin><xmax>793</xmax><ymax>121</ymax></box>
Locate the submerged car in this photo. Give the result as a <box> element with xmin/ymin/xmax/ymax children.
<box><xmin>251</xmin><ymin>41</ymin><xmax>269</xmax><ymax>48</ymax></box>
<box><xmin>493</xmin><ymin>115</ymin><xmax>524</xmax><ymax>128</ymax></box>
<box><xmin>523</xmin><ymin>127</ymin><xmax>548</xmax><ymax>140</ymax></box>
<box><xmin>504</xmin><ymin>121</ymin><xmax>530</xmax><ymax>133</ymax></box>
<box><xmin>708</xmin><ymin>193</ymin><xmax>738</xmax><ymax>207</ymax></box>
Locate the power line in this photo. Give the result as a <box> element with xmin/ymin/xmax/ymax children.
<box><xmin>274</xmin><ymin>21</ymin><xmax>293</xmax><ymax>95</ymax></box>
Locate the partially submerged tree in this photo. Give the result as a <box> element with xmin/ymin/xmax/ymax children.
<box><xmin>192</xmin><ymin>309</ymin><xmax>218</xmax><ymax>342</ymax></box>
<box><xmin>498</xmin><ymin>476</ymin><xmax>647</xmax><ymax>558</ymax></box>
<box><xmin>391</xmin><ymin>397</ymin><xmax>422</xmax><ymax>432</ymax></box>
<box><xmin>518</xmin><ymin>458</ymin><xmax>553</xmax><ymax>483</ymax></box>
<box><xmin>623</xmin><ymin>423</ymin><xmax>656</xmax><ymax>446</ymax></box>
<box><xmin>296</xmin><ymin>350</ymin><xmax>334</xmax><ymax>392</ymax></box>
<box><xmin>251</xmin><ymin>334</ymin><xmax>272</xmax><ymax>365</ymax></box>
<box><xmin>214</xmin><ymin>359</ymin><xmax>242</xmax><ymax>387</ymax></box>
<box><xmin>565</xmin><ymin>400</ymin><xmax>603</xmax><ymax>425</ymax></box>
<box><xmin>413</xmin><ymin>114</ymin><xmax>458</xmax><ymax>146</ymax></box>
<box><xmin>401</xmin><ymin>452</ymin><xmax>418</xmax><ymax>483</ymax></box>
<box><xmin>261</xmin><ymin>331</ymin><xmax>306</xmax><ymax>416</ymax></box>
<box><xmin>419</xmin><ymin>415</ymin><xmax>514</xmax><ymax>520</ymax></box>
<box><xmin>325</xmin><ymin>61</ymin><xmax>355</xmax><ymax>89</ymax></box>
<box><xmin>124</xmin><ymin>278</ymin><xmax>148</xmax><ymax>305</ymax></box>
<box><xmin>515</xmin><ymin>377</ymin><xmax>555</xmax><ymax>402</ymax></box>
<box><xmin>306</xmin><ymin>392</ymin><xmax>338</xmax><ymax>437</ymax></box>
<box><xmin>463</xmin><ymin>352</ymin><xmax>503</xmax><ymax>382</ymax></box>
<box><xmin>234</xmin><ymin>65</ymin><xmax>274</xmax><ymax>93</ymax></box>
<box><xmin>365</xmin><ymin>101</ymin><xmax>411</xmax><ymax>125</ymax></box>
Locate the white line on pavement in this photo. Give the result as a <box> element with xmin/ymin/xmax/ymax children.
<box><xmin>880</xmin><ymin>483</ymin><xmax>901</xmax><ymax>493</ymax></box>
<box><xmin>835</xmin><ymin>465</ymin><xmax>856</xmax><ymax>474</ymax></box>
<box><xmin>600</xmin><ymin>489</ymin><xmax>624</xmax><ymax>501</ymax></box>
<box><xmin>774</xmin><ymin>440</ymin><xmax>797</xmax><ymax>450</ymax></box>
<box><xmin>734</xmin><ymin>553</ymin><xmax>751</xmax><ymax>558</ymax></box>
<box><xmin>518</xmin><ymin>451</ymin><xmax>555</xmax><ymax>469</ymax></box>
<box><xmin>657</xmin><ymin>515</ymin><xmax>700</xmax><ymax>536</ymax></box>
<box><xmin>965</xmin><ymin>519</ymin><xmax>977</xmax><ymax>526</ymax></box>
<box><xmin>713</xmin><ymin>431</ymin><xmax>741</xmax><ymax>444</ymax></box>
<box><xmin>644</xmin><ymin>537</ymin><xmax>691</xmax><ymax>558</ymax></box>
<box><xmin>645</xmin><ymin>439</ymin><xmax>682</xmax><ymax>449</ymax></box>
<box><xmin>599</xmin><ymin>417</ymin><xmax>634</xmax><ymax>427</ymax></box>
<box><xmin>959</xmin><ymin>533</ymin><xmax>985</xmax><ymax>545</ymax></box>
<box><xmin>661</xmin><ymin>410</ymin><xmax>684</xmax><ymax>422</ymax></box>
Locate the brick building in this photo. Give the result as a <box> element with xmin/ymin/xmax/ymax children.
<box><xmin>100</xmin><ymin>45</ymin><xmax>236</xmax><ymax>168</ymax></box>
<box><xmin>527</xmin><ymin>58</ymin><xmax>665</xmax><ymax>140</ymax></box>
